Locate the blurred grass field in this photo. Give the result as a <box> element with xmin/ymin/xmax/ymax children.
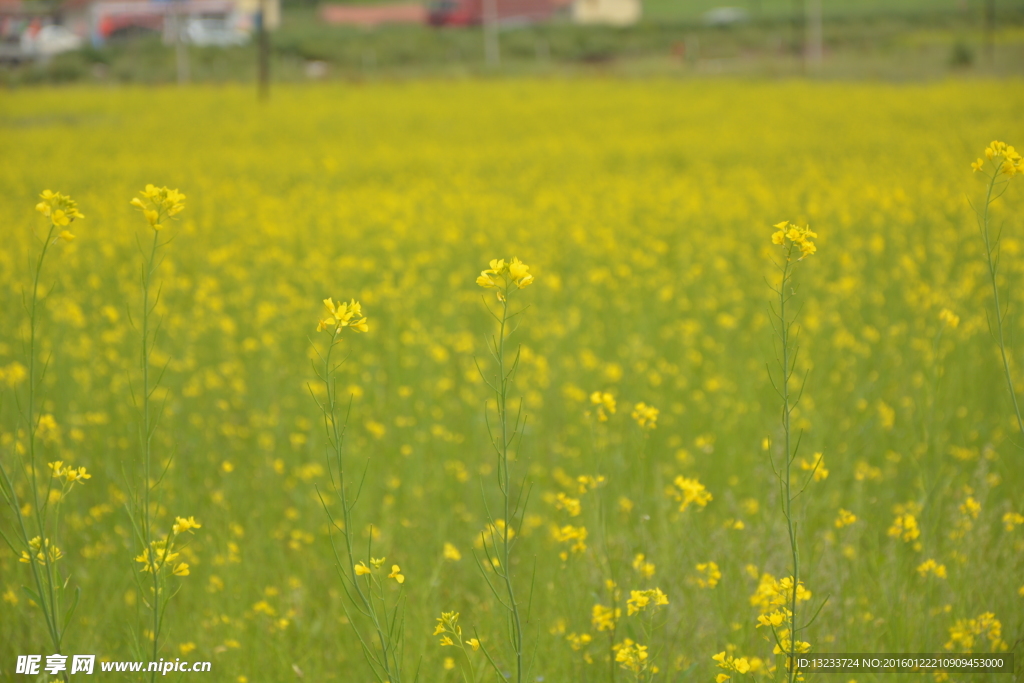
<box><xmin>1</xmin><ymin>79</ymin><xmax>1024</xmax><ymax>681</ymax></box>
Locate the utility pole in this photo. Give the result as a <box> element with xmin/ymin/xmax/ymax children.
<box><xmin>806</xmin><ymin>0</ymin><xmax>822</xmax><ymax>70</ymax></box>
<box><xmin>792</xmin><ymin>0</ymin><xmax>803</xmax><ymax>65</ymax></box>
<box><xmin>174</xmin><ymin>0</ymin><xmax>190</xmax><ymax>83</ymax></box>
<box><xmin>984</xmin><ymin>0</ymin><xmax>995</xmax><ymax>65</ymax></box>
<box><xmin>257</xmin><ymin>0</ymin><xmax>270</xmax><ymax>100</ymax></box>
<box><xmin>483</xmin><ymin>0</ymin><xmax>499</xmax><ymax>66</ymax></box>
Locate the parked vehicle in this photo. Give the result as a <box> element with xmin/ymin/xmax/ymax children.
<box><xmin>427</xmin><ymin>0</ymin><xmax>556</xmax><ymax>27</ymax></box>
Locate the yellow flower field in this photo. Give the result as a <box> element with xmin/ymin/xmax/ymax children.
<box><xmin>1</xmin><ymin>79</ymin><xmax>1022</xmax><ymax>681</ymax></box>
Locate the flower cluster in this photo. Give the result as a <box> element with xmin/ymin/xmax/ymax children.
<box><xmin>632</xmin><ymin>553</ymin><xmax>655</xmax><ymax>578</ymax></box>
<box><xmin>626</xmin><ymin>587</ymin><xmax>669</xmax><ymax>615</ymax></box>
<box><xmin>1003</xmin><ymin>511</ymin><xmax>1024</xmax><ymax>532</ymax></box>
<box><xmin>945</xmin><ymin>612</ymin><xmax>1007</xmax><ymax>652</ymax></box>
<box><xmin>317</xmin><ymin>298</ymin><xmax>368</xmax><ymax>335</ymax></box>
<box><xmin>47</xmin><ymin>460</ymin><xmax>91</xmax><ymax>487</ymax></box>
<box><xmin>888</xmin><ymin>503</ymin><xmax>921</xmax><ymax>543</ymax></box>
<box><xmin>771</xmin><ymin>220</ymin><xmax>817</xmax><ymax>259</ymax></box>
<box><xmin>551</xmin><ymin>524</ymin><xmax>587</xmax><ymax>560</ymax></box>
<box><xmin>432</xmin><ymin>611</ymin><xmax>478</xmax><ymax>650</ymax></box>
<box><xmin>19</xmin><ymin>536</ymin><xmax>63</xmax><ymax>565</ymax></box>
<box><xmin>938</xmin><ymin>308</ymin><xmax>960</xmax><ymax>328</ymax></box>
<box><xmin>834</xmin><ymin>508</ymin><xmax>857</xmax><ymax>528</ymax></box>
<box><xmin>588</xmin><ymin>391</ymin><xmax>616</xmax><ymax>422</ymax></box>
<box><xmin>134</xmin><ymin>516</ymin><xmax>201</xmax><ymax>577</ymax></box>
<box><xmin>354</xmin><ymin>557</ymin><xmax>405</xmax><ymax>583</ymax></box>
<box><xmin>971</xmin><ymin>140</ymin><xmax>1022</xmax><ymax>176</ymax></box>
<box><xmin>35</xmin><ymin>190</ymin><xmax>83</xmax><ymax>242</ymax></box>
<box><xmin>916</xmin><ymin>558</ymin><xmax>947</xmax><ymax>579</ymax></box>
<box><xmin>694</xmin><ymin>561</ymin><xmax>721</xmax><ymax>589</ymax></box>
<box><xmin>613</xmin><ymin>638</ymin><xmax>650</xmax><ymax>673</ymax></box>
<box><xmin>712</xmin><ymin>651</ymin><xmax>753</xmax><ymax>682</ymax></box>
<box><xmin>750</xmin><ymin>573</ymin><xmax>812</xmax><ymax>617</ymax></box>
<box><xmin>668</xmin><ymin>475</ymin><xmax>712</xmax><ymax>512</ymax></box>
<box><xmin>591</xmin><ymin>603</ymin><xmax>620</xmax><ymax>632</ymax></box>
<box><xmin>798</xmin><ymin>452</ymin><xmax>828</xmax><ymax>482</ymax></box>
<box><xmin>129</xmin><ymin>184</ymin><xmax>185</xmax><ymax>231</ymax></box>
<box><xmin>475</xmin><ymin>257</ymin><xmax>534</xmax><ymax>294</ymax></box>
<box><xmin>631</xmin><ymin>402</ymin><xmax>659</xmax><ymax>429</ymax></box>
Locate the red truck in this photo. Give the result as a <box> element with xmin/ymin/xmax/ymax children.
<box><xmin>427</xmin><ymin>0</ymin><xmax>557</xmax><ymax>27</ymax></box>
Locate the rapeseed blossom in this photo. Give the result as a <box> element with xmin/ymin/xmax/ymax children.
<box><xmin>129</xmin><ymin>184</ymin><xmax>185</xmax><ymax>231</ymax></box>
<box><xmin>35</xmin><ymin>190</ymin><xmax>83</xmax><ymax>242</ymax></box>
<box><xmin>771</xmin><ymin>220</ymin><xmax>818</xmax><ymax>259</ymax></box>
<box><xmin>631</xmin><ymin>402</ymin><xmax>659</xmax><ymax>429</ymax></box>
<box><xmin>668</xmin><ymin>476</ymin><xmax>712</xmax><ymax>512</ymax></box>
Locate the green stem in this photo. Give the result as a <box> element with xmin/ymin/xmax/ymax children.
<box><xmin>979</xmin><ymin>169</ymin><xmax>1024</xmax><ymax>439</ymax></box>
<box><xmin>139</xmin><ymin>227</ymin><xmax>162</xmax><ymax>682</ymax></box>
<box><xmin>495</xmin><ymin>283</ymin><xmax>524</xmax><ymax>683</ymax></box>
<box><xmin>777</xmin><ymin>247</ymin><xmax>799</xmax><ymax>683</ymax></box>
<box><xmin>323</xmin><ymin>338</ymin><xmax>399</xmax><ymax>681</ymax></box>
<box><xmin>23</xmin><ymin>223</ymin><xmax>69</xmax><ymax>679</ymax></box>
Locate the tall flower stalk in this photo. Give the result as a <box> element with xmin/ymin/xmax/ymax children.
<box><xmin>0</xmin><ymin>191</ymin><xmax>83</xmax><ymax>683</ymax></box>
<box><xmin>124</xmin><ymin>185</ymin><xmax>198</xmax><ymax>680</ymax></box>
<box><xmin>970</xmin><ymin>141</ymin><xmax>1024</xmax><ymax>438</ymax></box>
<box><xmin>311</xmin><ymin>298</ymin><xmax>405</xmax><ymax>682</ymax></box>
<box><xmin>474</xmin><ymin>257</ymin><xmax>535</xmax><ymax>683</ymax></box>
<box><xmin>766</xmin><ymin>221</ymin><xmax>819</xmax><ymax>682</ymax></box>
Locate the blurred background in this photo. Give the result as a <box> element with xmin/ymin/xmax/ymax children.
<box><xmin>1</xmin><ymin>0</ymin><xmax>1023</xmax><ymax>85</ymax></box>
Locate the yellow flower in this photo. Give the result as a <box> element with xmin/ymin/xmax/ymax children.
<box><xmin>1002</xmin><ymin>512</ymin><xmax>1024</xmax><ymax>531</ymax></box>
<box><xmin>131</xmin><ymin>185</ymin><xmax>185</xmax><ymax>231</ymax></box>
<box><xmin>772</xmin><ymin>220</ymin><xmax>818</xmax><ymax>259</ymax></box>
<box><xmin>20</xmin><ymin>537</ymin><xmax>63</xmax><ymax>565</ymax></box>
<box><xmin>939</xmin><ymin>308</ymin><xmax>960</xmax><ymax>328</ymax></box>
<box><xmin>476</xmin><ymin>257</ymin><xmax>534</xmax><ymax>289</ymax></box>
<box><xmin>971</xmin><ymin>158</ymin><xmax>984</xmax><ymax>172</ymax></box>
<box><xmin>370</xmin><ymin>556</ymin><xmax>386</xmax><ymax>568</ymax></box>
<box><xmin>465</xmin><ymin>638</ymin><xmax>480</xmax><ymax>651</ymax></box>
<box><xmin>613</xmin><ymin>638</ymin><xmax>649</xmax><ymax>673</ymax></box>
<box><xmin>318</xmin><ymin>297</ymin><xmax>368</xmax><ymax>335</ymax></box>
<box><xmin>172</xmin><ymin>562</ymin><xmax>190</xmax><ymax>576</ymax></box>
<box><xmin>916</xmin><ymin>559</ymin><xmax>947</xmax><ymax>579</ymax></box>
<box><xmin>388</xmin><ymin>565</ymin><xmax>405</xmax><ymax>584</ymax></box>
<box><xmin>591</xmin><ymin>603</ymin><xmax>620</xmax><ymax>631</ymax></box>
<box><xmin>888</xmin><ymin>512</ymin><xmax>920</xmax><ymax>542</ymax></box>
<box><xmin>173</xmin><ymin>516</ymin><xmax>202</xmax><ymax>534</ymax></box>
<box><xmin>64</xmin><ymin>466</ymin><xmax>91</xmax><ymax>484</ymax></box>
<box><xmin>36</xmin><ymin>190</ymin><xmax>84</xmax><ymax>227</ymax></box>
<box><xmin>632</xmin><ymin>553</ymin><xmax>655</xmax><ymax>578</ymax></box>
<box><xmin>757</xmin><ymin>610</ymin><xmax>786</xmax><ymax>628</ymax></box>
<box><xmin>695</xmin><ymin>561</ymin><xmax>721</xmax><ymax>589</ymax></box>
<box><xmin>442</xmin><ymin>542</ymin><xmax>462</xmax><ymax>561</ymax></box>
<box><xmin>835</xmin><ymin>509</ymin><xmax>857</xmax><ymax>528</ymax></box>
<box><xmin>509</xmin><ymin>257</ymin><xmax>534</xmax><ymax>288</ymax></box>
<box><xmin>799</xmin><ymin>452</ymin><xmax>828</xmax><ymax>481</ymax></box>
<box><xmin>668</xmin><ymin>475</ymin><xmax>712</xmax><ymax>512</ymax></box>
<box><xmin>354</xmin><ymin>561</ymin><xmax>371</xmax><ymax>576</ymax></box>
<box><xmin>589</xmin><ymin>391</ymin><xmax>617</xmax><ymax>422</ymax></box>
<box><xmin>631</xmin><ymin>402</ymin><xmax>658</xmax><ymax>429</ymax></box>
